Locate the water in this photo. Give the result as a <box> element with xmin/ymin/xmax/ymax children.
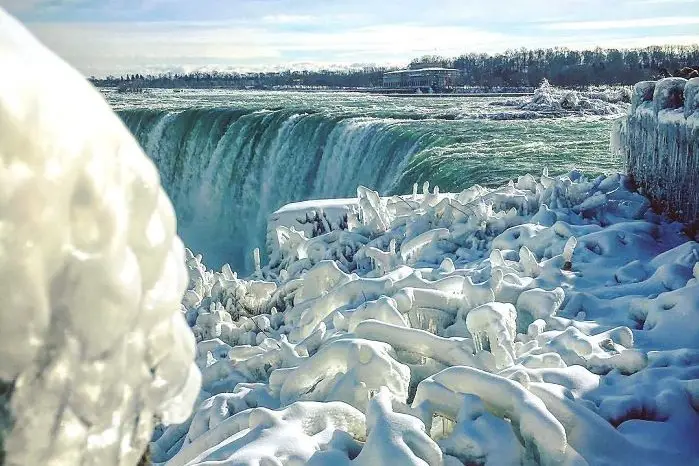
<box><xmin>106</xmin><ymin>89</ymin><xmax>625</xmax><ymax>272</ymax></box>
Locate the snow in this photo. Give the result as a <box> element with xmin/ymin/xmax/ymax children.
<box><xmin>268</xmin><ymin>198</ymin><xmax>359</xmax><ymax>251</ymax></box>
<box><xmin>413</xmin><ymin>366</ymin><xmax>568</xmax><ymax>466</ymax></box>
<box><xmin>0</xmin><ymin>8</ymin><xmax>200</xmax><ymax>466</ymax></box>
<box><xmin>159</xmin><ymin>169</ymin><xmax>699</xmax><ymax>465</ymax></box>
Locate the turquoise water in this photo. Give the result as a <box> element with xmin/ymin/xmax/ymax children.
<box><xmin>108</xmin><ymin>89</ymin><xmax>625</xmax><ymax>271</ymax></box>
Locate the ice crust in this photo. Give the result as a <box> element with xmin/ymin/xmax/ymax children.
<box><xmin>0</xmin><ymin>10</ymin><xmax>200</xmax><ymax>466</ymax></box>
<box><xmin>613</xmin><ymin>77</ymin><xmax>699</xmax><ymax>225</ymax></box>
<box><xmin>164</xmin><ymin>169</ymin><xmax>699</xmax><ymax>465</ymax></box>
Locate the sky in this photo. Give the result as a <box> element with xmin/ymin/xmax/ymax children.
<box><xmin>1</xmin><ymin>0</ymin><xmax>698</xmax><ymax>77</ymax></box>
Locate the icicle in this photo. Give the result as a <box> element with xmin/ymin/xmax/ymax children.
<box><xmin>221</xmin><ymin>264</ymin><xmax>235</xmax><ymax>280</ymax></box>
<box><xmin>253</xmin><ymin>248</ymin><xmax>261</xmax><ymax>276</ymax></box>
<box><xmin>423</xmin><ymin>180</ymin><xmax>430</xmax><ymax>195</ymax></box>
<box><xmin>413</xmin><ymin>182</ymin><xmax>419</xmax><ymax>199</ymax></box>
<box><xmin>519</xmin><ymin>246</ymin><xmax>541</xmax><ymax>277</ymax></box>
<box><xmin>491</xmin><ymin>268</ymin><xmax>504</xmax><ymax>294</ymax></box>
<box><xmin>563</xmin><ymin>236</ymin><xmax>577</xmax><ymax>271</ymax></box>
<box><xmin>473</xmin><ymin>332</ymin><xmax>484</xmax><ymax>352</ymax></box>
<box><xmin>490</xmin><ymin>249</ymin><xmax>505</xmax><ymax>268</ymax></box>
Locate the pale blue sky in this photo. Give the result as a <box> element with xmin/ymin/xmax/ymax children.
<box><xmin>2</xmin><ymin>0</ymin><xmax>698</xmax><ymax>76</ymax></box>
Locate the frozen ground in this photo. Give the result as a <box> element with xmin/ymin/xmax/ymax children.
<box><xmin>156</xmin><ymin>171</ymin><xmax>699</xmax><ymax>465</ymax></box>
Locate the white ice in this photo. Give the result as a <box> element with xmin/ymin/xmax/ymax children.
<box><xmin>162</xmin><ymin>168</ymin><xmax>699</xmax><ymax>465</ymax></box>
<box><xmin>0</xmin><ymin>8</ymin><xmax>200</xmax><ymax>466</ymax></box>
<box><xmin>613</xmin><ymin>77</ymin><xmax>699</xmax><ymax>225</ymax></box>
<box><xmin>485</xmin><ymin>79</ymin><xmax>631</xmax><ymax>120</ymax></box>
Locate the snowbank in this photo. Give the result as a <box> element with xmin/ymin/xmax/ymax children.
<box><xmin>613</xmin><ymin>77</ymin><xmax>699</xmax><ymax>226</ymax></box>
<box><xmin>165</xmin><ymin>170</ymin><xmax>699</xmax><ymax>465</ymax></box>
<box><xmin>0</xmin><ymin>9</ymin><xmax>199</xmax><ymax>466</ymax></box>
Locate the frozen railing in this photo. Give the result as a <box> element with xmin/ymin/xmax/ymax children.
<box><xmin>614</xmin><ymin>77</ymin><xmax>699</xmax><ymax>226</ymax></box>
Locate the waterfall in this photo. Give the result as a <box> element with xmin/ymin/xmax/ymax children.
<box><xmin>120</xmin><ymin>108</ymin><xmax>437</xmax><ymax>272</ymax></box>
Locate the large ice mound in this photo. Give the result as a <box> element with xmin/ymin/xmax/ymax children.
<box><xmin>485</xmin><ymin>79</ymin><xmax>631</xmax><ymax>120</ymax></box>
<box><xmin>0</xmin><ymin>9</ymin><xmax>200</xmax><ymax>465</ymax></box>
<box><xmin>164</xmin><ymin>170</ymin><xmax>699</xmax><ymax>465</ymax></box>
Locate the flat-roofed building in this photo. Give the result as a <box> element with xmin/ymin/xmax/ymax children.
<box><xmin>383</xmin><ymin>68</ymin><xmax>461</xmax><ymax>90</ymax></box>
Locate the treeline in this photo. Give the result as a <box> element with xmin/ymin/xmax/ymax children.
<box><xmin>91</xmin><ymin>44</ymin><xmax>699</xmax><ymax>90</ymax></box>
<box><xmin>91</xmin><ymin>67</ymin><xmax>388</xmax><ymax>90</ymax></box>
<box><xmin>411</xmin><ymin>44</ymin><xmax>699</xmax><ymax>87</ymax></box>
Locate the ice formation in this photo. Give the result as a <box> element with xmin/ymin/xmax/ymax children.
<box><xmin>613</xmin><ymin>77</ymin><xmax>699</xmax><ymax>225</ymax></box>
<box><xmin>488</xmin><ymin>79</ymin><xmax>631</xmax><ymax>119</ymax></box>
<box><xmin>163</xmin><ymin>168</ymin><xmax>699</xmax><ymax>465</ymax></box>
<box><xmin>0</xmin><ymin>9</ymin><xmax>200</xmax><ymax>465</ymax></box>
<box><xmin>3</xmin><ymin>6</ymin><xmax>698</xmax><ymax>464</ymax></box>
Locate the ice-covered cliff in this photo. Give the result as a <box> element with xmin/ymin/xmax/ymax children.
<box><xmin>0</xmin><ymin>9</ymin><xmax>200</xmax><ymax>466</ymax></box>
<box><xmin>613</xmin><ymin>77</ymin><xmax>699</xmax><ymax>227</ymax></box>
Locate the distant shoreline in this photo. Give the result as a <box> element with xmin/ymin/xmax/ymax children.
<box><xmin>381</xmin><ymin>92</ymin><xmax>534</xmax><ymax>98</ymax></box>
<box><xmin>102</xmin><ymin>86</ymin><xmax>535</xmax><ymax>98</ymax></box>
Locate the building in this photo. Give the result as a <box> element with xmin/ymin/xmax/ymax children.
<box><xmin>382</xmin><ymin>68</ymin><xmax>461</xmax><ymax>90</ymax></box>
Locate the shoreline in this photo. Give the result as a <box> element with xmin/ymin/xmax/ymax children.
<box><xmin>97</xmin><ymin>86</ymin><xmax>546</xmax><ymax>97</ymax></box>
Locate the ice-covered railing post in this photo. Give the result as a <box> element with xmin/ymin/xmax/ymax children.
<box><xmin>0</xmin><ymin>9</ymin><xmax>200</xmax><ymax>466</ymax></box>
<box><xmin>614</xmin><ymin>77</ymin><xmax>699</xmax><ymax>227</ymax></box>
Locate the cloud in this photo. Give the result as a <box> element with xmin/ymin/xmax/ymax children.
<box><xmin>543</xmin><ymin>16</ymin><xmax>699</xmax><ymax>30</ymax></box>
<box><xmin>27</xmin><ymin>20</ymin><xmax>522</xmax><ymax>76</ymax></box>
<box><xmin>633</xmin><ymin>0</ymin><xmax>696</xmax><ymax>3</ymax></box>
<box><xmin>25</xmin><ymin>14</ymin><xmax>699</xmax><ymax>77</ymax></box>
<box><xmin>261</xmin><ymin>14</ymin><xmax>318</xmax><ymax>25</ymax></box>
<box><xmin>5</xmin><ymin>0</ymin><xmax>698</xmax><ymax>76</ymax></box>
<box><xmin>0</xmin><ymin>0</ymin><xmax>43</xmax><ymax>12</ymax></box>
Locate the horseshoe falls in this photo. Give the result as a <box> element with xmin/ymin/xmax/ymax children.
<box><xmin>111</xmin><ymin>89</ymin><xmax>625</xmax><ymax>272</ymax></box>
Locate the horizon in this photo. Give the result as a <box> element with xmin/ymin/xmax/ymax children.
<box><xmin>1</xmin><ymin>0</ymin><xmax>698</xmax><ymax>77</ymax></box>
